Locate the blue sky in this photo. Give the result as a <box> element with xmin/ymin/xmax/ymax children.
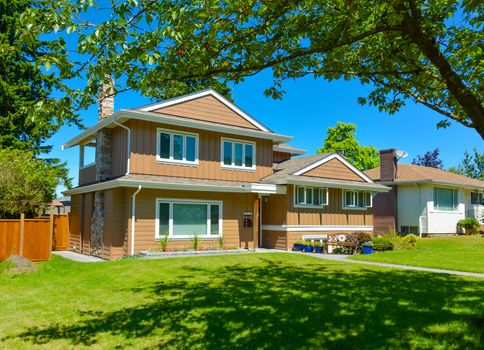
<box><xmin>47</xmin><ymin>70</ymin><xmax>483</xmax><ymax>195</ymax></box>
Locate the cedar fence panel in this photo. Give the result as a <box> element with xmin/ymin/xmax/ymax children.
<box><xmin>0</xmin><ymin>214</ymin><xmax>69</xmax><ymax>262</ymax></box>
<box><xmin>0</xmin><ymin>220</ymin><xmax>21</xmax><ymax>260</ymax></box>
<box><xmin>52</xmin><ymin>214</ymin><xmax>69</xmax><ymax>251</ymax></box>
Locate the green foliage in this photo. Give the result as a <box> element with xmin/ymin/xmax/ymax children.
<box><xmin>313</xmin><ymin>241</ymin><xmax>322</xmax><ymax>247</ymax></box>
<box><xmin>448</xmin><ymin>148</ymin><xmax>484</xmax><ymax>180</ymax></box>
<box><xmin>217</xmin><ymin>236</ymin><xmax>225</xmax><ymax>249</ymax></box>
<box><xmin>457</xmin><ymin>218</ymin><xmax>480</xmax><ymax>233</ymax></box>
<box><xmin>159</xmin><ymin>234</ymin><xmax>170</xmax><ymax>252</ymax></box>
<box><xmin>190</xmin><ymin>234</ymin><xmax>201</xmax><ymax>251</ymax></box>
<box><xmin>294</xmin><ymin>240</ymin><xmax>306</xmax><ymax>245</ymax></box>
<box><xmin>372</xmin><ymin>236</ymin><xmax>395</xmax><ymax>251</ymax></box>
<box><xmin>0</xmin><ymin>0</ymin><xmax>80</xmax><ymax>154</ymax></box>
<box><xmin>357</xmin><ymin>232</ymin><xmax>372</xmax><ymax>246</ymax></box>
<box><xmin>361</xmin><ymin>241</ymin><xmax>374</xmax><ymax>247</ymax></box>
<box><xmin>400</xmin><ymin>234</ymin><xmax>418</xmax><ymax>249</ymax></box>
<box><xmin>0</xmin><ymin>148</ymin><xmax>70</xmax><ymax>218</ymax></box>
<box><xmin>18</xmin><ymin>0</ymin><xmax>484</xmax><ymax>136</ymax></box>
<box><xmin>317</xmin><ymin>122</ymin><xmax>380</xmax><ymax>171</ymax></box>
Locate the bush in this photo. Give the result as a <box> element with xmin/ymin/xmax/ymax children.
<box><xmin>372</xmin><ymin>236</ymin><xmax>394</xmax><ymax>251</ymax></box>
<box><xmin>356</xmin><ymin>232</ymin><xmax>372</xmax><ymax>246</ymax></box>
<box><xmin>457</xmin><ymin>218</ymin><xmax>480</xmax><ymax>234</ymax></box>
<box><xmin>400</xmin><ymin>234</ymin><xmax>418</xmax><ymax>249</ymax></box>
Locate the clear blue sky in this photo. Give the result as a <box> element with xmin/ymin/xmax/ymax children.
<box><xmin>47</xmin><ymin>70</ymin><xmax>483</xmax><ymax>195</ymax></box>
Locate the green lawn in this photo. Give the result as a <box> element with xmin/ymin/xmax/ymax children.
<box><xmin>351</xmin><ymin>235</ymin><xmax>484</xmax><ymax>273</ymax></box>
<box><xmin>1</xmin><ymin>254</ymin><xmax>483</xmax><ymax>349</ymax></box>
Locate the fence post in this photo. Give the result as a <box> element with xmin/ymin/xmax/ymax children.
<box><xmin>19</xmin><ymin>213</ymin><xmax>25</xmax><ymax>257</ymax></box>
<box><xmin>49</xmin><ymin>213</ymin><xmax>54</xmax><ymax>259</ymax></box>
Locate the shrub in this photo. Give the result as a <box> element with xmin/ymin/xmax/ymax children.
<box><xmin>159</xmin><ymin>234</ymin><xmax>170</xmax><ymax>252</ymax></box>
<box><xmin>361</xmin><ymin>241</ymin><xmax>373</xmax><ymax>247</ymax></box>
<box><xmin>217</xmin><ymin>236</ymin><xmax>225</xmax><ymax>249</ymax></box>
<box><xmin>190</xmin><ymin>234</ymin><xmax>201</xmax><ymax>250</ymax></box>
<box><xmin>372</xmin><ymin>236</ymin><xmax>394</xmax><ymax>251</ymax></box>
<box><xmin>313</xmin><ymin>241</ymin><xmax>322</xmax><ymax>247</ymax></box>
<box><xmin>294</xmin><ymin>240</ymin><xmax>306</xmax><ymax>245</ymax></box>
<box><xmin>333</xmin><ymin>246</ymin><xmax>351</xmax><ymax>254</ymax></box>
<box><xmin>457</xmin><ymin>218</ymin><xmax>480</xmax><ymax>234</ymax></box>
<box><xmin>356</xmin><ymin>232</ymin><xmax>372</xmax><ymax>246</ymax></box>
<box><xmin>400</xmin><ymin>234</ymin><xmax>418</xmax><ymax>249</ymax></box>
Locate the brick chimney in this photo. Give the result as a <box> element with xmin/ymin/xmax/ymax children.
<box><xmin>379</xmin><ymin>149</ymin><xmax>398</xmax><ymax>182</ymax></box>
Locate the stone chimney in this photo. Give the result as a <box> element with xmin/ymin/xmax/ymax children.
<box><xmin>379</xmin><ymin>149</ymin><xmax>398</xmax><ymax>182</ymax></box>
<box><xmin>91</xmin><ymin>77</ymin><xmax>114</xmax><ymax>257</ymax></box>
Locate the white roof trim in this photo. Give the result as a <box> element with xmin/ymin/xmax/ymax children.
<box><xmin>380</xmin><ymin>179</ymin><xmax>484</xmax><ymax>190</ymax></box>
<box><xmin>139</xmin><ymin>89</ymin><xmax>270</xmax><ymax>132</ymax></box>
<box><xmin>63</xmin><ymin>178</ymin><xmax>285</xmax><ymax>195</ymax></box>
<box><xmin>265</xmin><ymin>176</ymin><xmax>389</xmax><ymax>192</ymax></box>
<box><xmin>293</xmin><ymin>153</ymin><xmax>374</xmax><ymax>183</ymax></box>
<box><xmin>262</xmin><ymin>225</ymin><xmax>373</xmax><ymax>232</ymax></box>
<box><xmin>63</xmin><ymin>109</ymin><xmax>291</xmax><ymax>149</ymax></box>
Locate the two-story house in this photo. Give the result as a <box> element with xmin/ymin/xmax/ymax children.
<box><xmin>63</xmin><ymin>89</ymin><xmax>388</xmax><ymax>259</ymax></box>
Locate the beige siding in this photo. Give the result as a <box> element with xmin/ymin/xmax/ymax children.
<box><xmin>153</xmin><ymin>95</ymin><xmax>260</xmax><ymax>130</ymax></box>
<box><xmin>261</xmin><ymin>230</ymin><xmax>287</xmax><ymax>250</ymax></box>
<box><xmin>263</xmin><ymin>186</ymin><xmax>373</xmax><ymax>227</ymax></box>
<box><xmin>69</xmin><ymin>195</ymin><xmax>82</xmax><ymax>251</ymax></box>
<box><xmin>104</xmin><ymin>189</ymin><xmax>129</xmax><ymax>259</ymax></box>
<box><xmin>129</xmin><ymin>120</ymin><xmax>273</xmax><ymax>182</ymax></box>
<box><xmin>79</xmin><ymin>164</ymin><xmax>96</xmax><ymax>186</ymax></box>
<box><xmin>273</xmin><ymin>151</ymin><xmax>291</xmax><ymax>163</ymax></box>
<box><xmin>303</xmin><ymin>158</ymin><xmax>366</xmax><ymax>182</ymax></box>
<box><xmin>124</xmin><ymin>189</ymin><xmax>258</xmax><ymax>258</ymax></box>
<box><xmin>111</xmin><ymin>126</ymin><xmax>129</xmax><ymax>178</ymax></box>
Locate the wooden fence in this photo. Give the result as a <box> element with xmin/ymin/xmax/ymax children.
<box><xmin>0</xmin><ymin>214</ymin><xmax>69</xmax><ymax>262</ymax></box>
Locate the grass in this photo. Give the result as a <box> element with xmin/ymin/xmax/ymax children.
<box><xmin>351</xmin><ymin>235</ymin><xmax>484</xmax><ymax>273</ymax></box>
<box><xmin>0</xmin><ymin>253</ymin><xmax>483</xmax><ymax>349</ymax></box>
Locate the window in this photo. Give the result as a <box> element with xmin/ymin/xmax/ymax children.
<box><xmin>295</xmin><ymin>186</ymin><xmax>328</xmax><ymax>207</ymax></box>
<box><xmin>434</xmin><ymin>187</ymin><xmax>458</xmax><ymax>211</ymax></box>
<box><xmin>343</xmin><ymin>190</ymin><xmax>372</xmax><ymax>209</ymax></box>
<box><xmin>157</xmin><ymin>129</ymin><xmax>198</xmax><ymax>164</ymax></box>
<box><xmin>471</xmin><ymin>192</ymin><xmax>483</xmax><ymax>205</ymax></box>
<box><xmin>156</xmin><ymin>199</ymin><xmax>222</xmax><ymax>238</ymax></box>
<box><xmin>400</xmin><ymin>226</ymin><xmax>418</xmax><ymax>235</ymax></box>
<box><xmin>221</xmin><ymin>138</ymin><xmax>255</xmax><ymax>170</ymax></box>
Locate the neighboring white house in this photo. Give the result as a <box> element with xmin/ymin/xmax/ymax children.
<box><xmin>366</xmin><ymin>149</ymin><xmax>484</xmax><ymax>236</ymax></box>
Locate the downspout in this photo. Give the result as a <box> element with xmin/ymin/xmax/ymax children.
<box><xmin>113</xmin><ymin>114</ymin><xmax>131</xmax><ymax>175</ymax></box>
<box><xmin>259</xmin><ymin>194</ymin><xmax>263</xmax><ymax>249</ymax></box>
<box><xmin>131</xmin><ymin>185</ymin><xmax>142</xmax><ymax>256</ymax></box>
<box><xmin>414</xmin><ymin>183</ymin><xmax>422</xmax><ymax>237</ymax></box>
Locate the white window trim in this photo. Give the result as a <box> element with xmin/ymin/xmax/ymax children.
<box><xmin>294</xmin><ymin>186</ymin><xmax>328</xmax><ymax>208</ymax></box>
<box><xmin>220</xmin><ymin>137</ymin><xmax>256</xmax><ymax>171</ymax></box>
<box><xmin>156</xmin><ymin>128</ymin><xmax>199</xmax><ymax>166</ymax></box>
<box><xmin>155</xmin><ymin>198</ymin><xmax>223</xmax><ymax>239</ymax></box>
<box><xmin>343</xmin><ymin>190</ymin><xmax>372</xmax><ymax>210</ymax></box>
<box><xmin>433</xmin><ymin>187</ymin><xmax>459</xmax><ymax>212</ymax></box>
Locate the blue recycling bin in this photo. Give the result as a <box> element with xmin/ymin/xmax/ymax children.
<box><xmin>362</xmin><ymin>246</ymin><xmax>373</xmax><ymax>254</ymax></box>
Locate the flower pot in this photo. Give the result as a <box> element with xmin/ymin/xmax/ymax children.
<box><xmin>362</xmin><ymin>246</ymin><xmax>373</xmax><ymax>254</ymax></box>
<box><xmin>293</xmin><ymin>243</ymin><xmax>304</xmax><ymax>251</ymax></box>
<box><xmin>303</xmin><ymin>245</ymin><xmax>314</xmax><ymax>253</ymax></box>
<box><xmin>314</xmin><ymin>246</ymin><xmax>323</xmax><ymax>253</ymax></box>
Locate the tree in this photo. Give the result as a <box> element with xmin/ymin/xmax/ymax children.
<box><xmin>20</xmin><ymin>0</ymin><xmax>484</xmax><ymax>138</ymax></box>
<box><xmin>317</xmin><ymin>122</ymin><xmax>379</xmax><ymax>171</ymax></box>
<box><xmin>0</xmin><ymin>0</ymin><xmax>80</xmax><ymax>154</ymax></box>
<box><xmin>412</xmin><ymin>148</ymin><xmax>444</xmax><ymax>169</ymax></box>
<box><xmin>0</xmin><ymin>149</ymin><xmax>70</xmax><ymax>218</ymax></box>
<box><xmin>448</xmin><ymin>148</ymin><xmax>484</xmax><ymax>180</ymax></box>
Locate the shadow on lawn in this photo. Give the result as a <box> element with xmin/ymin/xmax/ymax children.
<box><xmin>7</xmin><ymin>257</ymin><xmax>484</xmax><ymax>349</ymax></box>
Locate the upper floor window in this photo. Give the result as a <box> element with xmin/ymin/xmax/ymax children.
<box><xmin>157</xmin><ymin>128</ymin><xmax>198</xmax><ymax>165</ymax></box>
<box><xmin>471</xmin><ymin>192</ymin><xmax>483</xmax><ymax>205</ymax></box>
<box><xmin>295</xmin><ymin>186</ymin><xmax>328</xmax><ymax>207</ymax></box>
<box><xmin>343</xmin><ymin>190</ymin><xmax>372</xmax><ymax>209</ymax></box>
<box><xmin>221</xmin><ymin>138</ymin><xmax>255</xmax><ymax>170</ymax></box>
<box><xmin>434</xmin><ymin>187</ymin><xmax>458</xmax><ymax>211</ymax></box>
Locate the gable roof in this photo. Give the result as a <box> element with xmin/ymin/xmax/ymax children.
<box><xmin>137</xmin><ymin>89</ymin><xmax>270</xmax><ymax>132</ymax></box>
<box><xmin>366</xmin><ymin>164</ymin><xmax>484</xmax><ymax>189</ymax></box>
<box><xmin>262</xmin><ymin>153</ymin><xmax>388</xmax><ymax>192</ymax></box>
<box><xmin>63</xmin><ymin>89</ymin><xmax>292</xmax><ymax>149</ymax></box>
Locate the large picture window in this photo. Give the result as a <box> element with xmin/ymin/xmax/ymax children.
<box><xmin>343</xmin><ymin>190</ymin><xmax>372</xmax><ymax>209</ymax></box>
<box><xmin>156</xmin><ymin>199</ymin><xmax>222</xmax><ymax>238</ymax></box>
<box><xmin>157</xmin><ymin>129</ymin><xmax>198</xmax><ymax>165</ymax></box>
<box><xmin>295</xmin><ymin>186</ymin><xmax>328</xmax><ymax>207</ymax></box>
<box><xmin>434</xmin><ymin>187</ymin><xmax>458</xmax><ymax>211</ymax></box>
<box><xmin>221</xmin><ymin>138</ymin><xmax>255</xmax><ymax>170</ymax></box>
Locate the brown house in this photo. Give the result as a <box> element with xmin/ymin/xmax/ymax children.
<box><xmin>63</xmin><ymin>89</ymin><xmax>389</xmax><ymax>259</ymax></box>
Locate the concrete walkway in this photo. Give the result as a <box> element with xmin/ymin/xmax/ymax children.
<box><xmin>305</xmin><ymin>252</ymin><xmax>484</xmax><ymax>278</ymax></box>
<box><xmin>53</xmin><ymin>251</ymin><xmax>104</xmax><ymax>263</ymax></box>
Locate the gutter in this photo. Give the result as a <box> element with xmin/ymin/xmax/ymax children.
<box><xmin>113</xmin><ymin>114</ymin><xmax>131</xmax><ymax>175</ymax></box>
<box><xmin>131</xmin><ymin>185</ymin><xmax>142</xmax><ymax>256</ymax></box>
<box><xmin>414</xmin><ymin>183</ymin><xmax>423</xmax><ymax>237</ymax></box>
<box><xmin>378</xmin><ymin>179</ymin><xmax>484</xmax><ymax>190</ymax></box>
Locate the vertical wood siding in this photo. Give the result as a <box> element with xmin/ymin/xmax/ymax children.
<box><xmin>79</xmin><ymin>164</ymin><xmax>96</xmax><ymax>186</ymax></box>
<box><xmin>273</xmin><ymin>151</ymin><xmax>292</xmax><ymax>163</ymax></box>
<box><xmin>129</xmin><ymin>120</ymin><xmax>273</xmax><ymax>182</ymax></box>
<box><xmin>120</xmin><ymin>189</ymin><xmax>258</xmax><ymax>258</ymax></box>
<box><xmin>111</xmin><ymin>126</ymin><xmax>128</xmax><ymax>178</ymax></box>
<box><xmin>153</xmin><ymin>95</ymin><xmax>260</xmax><ymax>130</ymax></box>
<box><xmin>261</xmin><ymin>230</ymin><xmax>287</xmax><ymax>250</ymax></box>
<box><xmin>302</xmin><ymin>158</ymin><xmax>367</xmax><ymax>182</ymax></box>
<box><xmin>69</xmin><ymin>195</ymin><xmax>82</xmax><ymax>251</ymax></box>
